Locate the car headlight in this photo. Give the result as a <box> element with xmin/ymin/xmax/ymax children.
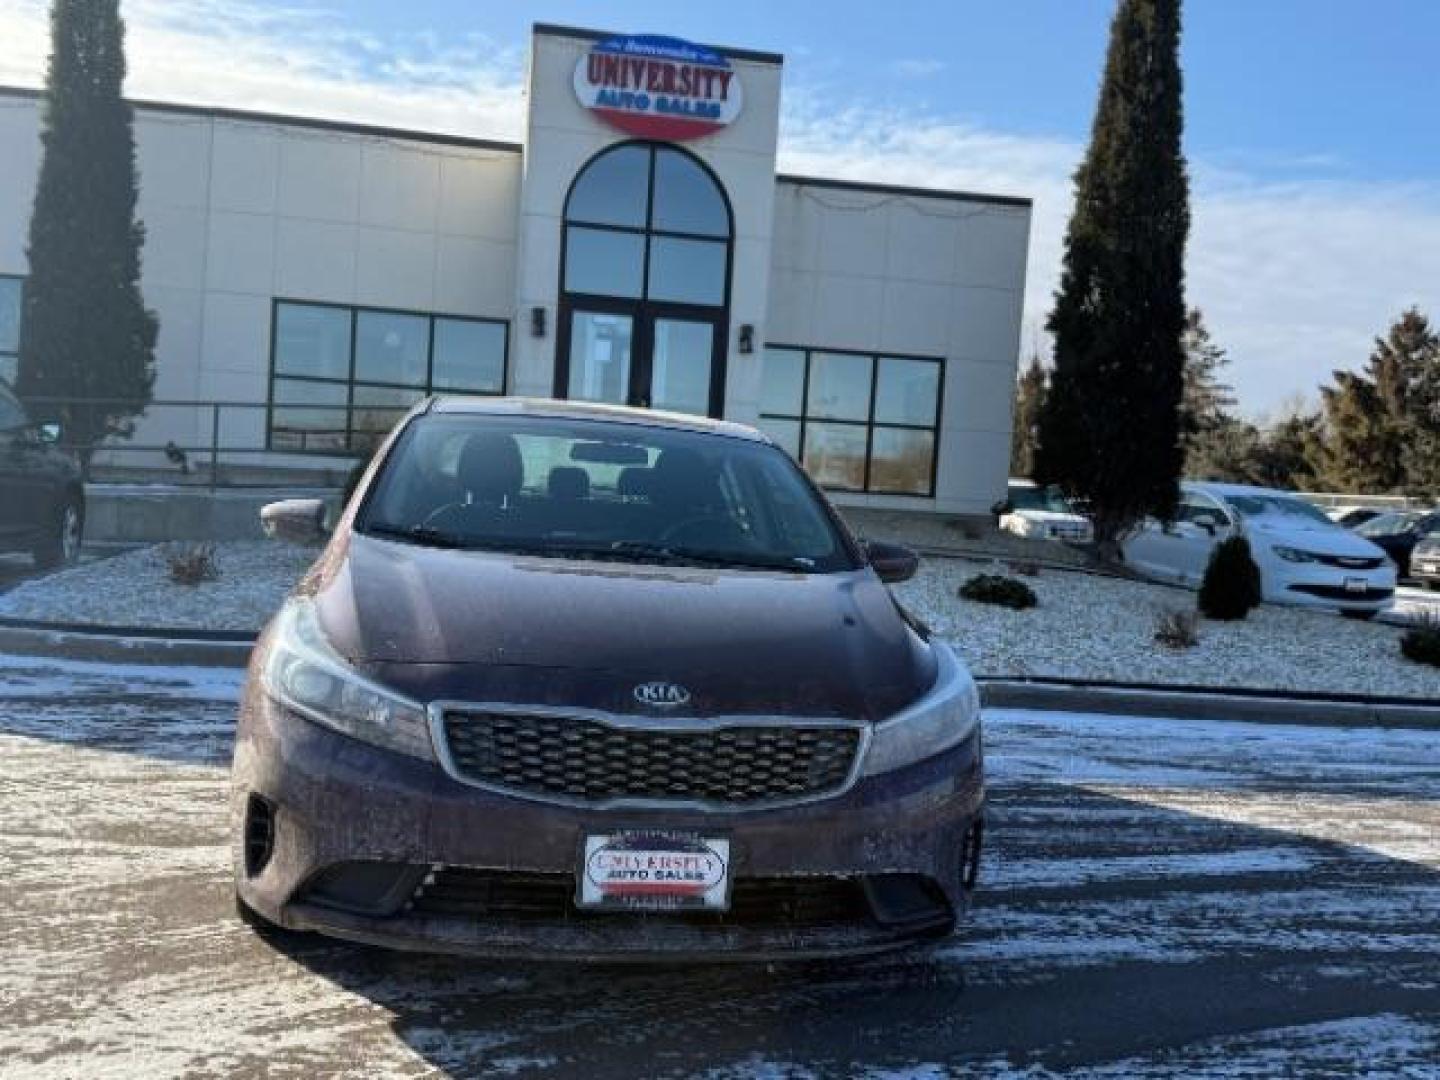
<box><xmin>861</xmin><ymin>643</ymin><xmax>980</xmax><ymax>777</ymax></box>
<box><xmin>1273</xmin><ymin>545</ymin><xmax>1318</xmax><ymax>563</ymax></box>
<box><xmin>261</xmin><ymin>599</ymin><xmax>435</xmax><ymax>761</ymax></box>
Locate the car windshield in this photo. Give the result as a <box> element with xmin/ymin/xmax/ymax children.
<box><xmin>1222</xmin><ymin>493</ymin><xmax>1335</xmax><ymax>526</ymax></box>
<box><xmin>357</xmin><ymin>412</ymin><xmax>858</xmax><ymax>573</ymax></box>
<box><xmin>1356</xmin><ymin>511</ymin><xmax>1421</xmax><ymax>537</ymax></box>
<box><xmin>1009</xmin><ymin>483</ymin><xmax>1073</xmax><ymax>513</ymax></box>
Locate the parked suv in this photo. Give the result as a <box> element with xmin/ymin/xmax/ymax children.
<box><xmin>1410</xmin><ymin>533</ymin><xmax>1440</xmax><ymax>591</ymax></box>
<box><xmin>0</xmin><ymin>384</ymin><xmax>84</xmax><ymax>569</ymax></box>
<box><xmin>232</xmin><ymin>398</ymin><xmax>984</xmax><ymax>960</ymax></box>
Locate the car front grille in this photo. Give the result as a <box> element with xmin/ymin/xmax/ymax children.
<box><xmin>1315</xmin><ymin>554</ymin><xmax>1386</xmax><ymax>570</ymax></box>
<box><xmin>439</xmin><ymin>709</ymin><xmax>862</xmax><ymax>807</ymax></box>
<box><xmin>1288</xmin><ymin>583</ymin><xmax>1394</xmax><ymax>602</ymax></box>
<box><xmin>408</xmin><ymin>867</ymin><xmax>876</xmax><ymax>928</ymax></box>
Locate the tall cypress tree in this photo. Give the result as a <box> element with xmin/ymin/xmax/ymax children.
<box><xmin>17</xmin><ymin>0</ymin><xmax>156</xmax><ymax>474</ymax></box>
<box><xmin>1035</xmin><ymin>0</ymin><xmax>1189</xmax><ymax>547</ymax></box>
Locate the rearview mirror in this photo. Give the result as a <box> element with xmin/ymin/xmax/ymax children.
<box><xmin>865</xmin><ymin>540</ymin><xmax>920</xmax><ymax>584</ymax></box>
<box><xmin>261</xmin><ymin>499</ymin><xmax>328</xmax><ymax>544</ymax></box>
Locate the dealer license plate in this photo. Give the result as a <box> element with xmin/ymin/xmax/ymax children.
<box><xmin>1344</xmin><ymin>577</ymin><xmax>1368</xmax><ymax>593</ymax></box>
<box><xmin>578</xmin><ymin>831</ymin><xmax>731</xmax><ymax>912</ymax></box>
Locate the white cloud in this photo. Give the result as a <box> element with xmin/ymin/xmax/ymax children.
<box><xmin>0</xmin><ymin>0</ymin><xmax>527</xmax><ymax>138</ymax></box>
<box><xmin>776</xmin><ymin>98</ymin><xmax>1440</xmax><ymax>414</ymax></box>
<box><xmin>1</xmin><ymin>0</ymin><xmax>1436</xmax><ymax>413</ymax></box>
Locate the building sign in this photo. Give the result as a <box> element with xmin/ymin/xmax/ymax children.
<box><xmin>573</xmin><ymin>34</ymin><xmax>743</xmax><ymax>141</ymax></box>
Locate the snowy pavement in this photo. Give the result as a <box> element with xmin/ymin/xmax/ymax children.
<box><xmin>1</xmin><ymin>653</ymin><xmax>1437</xmax><ymax>1077</ymax></box>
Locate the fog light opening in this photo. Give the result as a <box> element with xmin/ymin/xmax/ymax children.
<box><xmin>244</xmin><ymin>794</ymin><xmax>276</xmax><ymax>878</ymax></box>
<box><xmin>959</xmin><ymin>818</ymin><xmax>984</xmax><ymax>891</ymax></box>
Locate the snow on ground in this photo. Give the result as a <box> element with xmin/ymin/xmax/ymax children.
<box><xmin>0</xmin><ymin>541</ymin><xmax>316</xmax><ymax>632</ymax></box>
<box><xmin>896</xmin><ymin>559</ymin><xmax>1440</xmax><ymax>699</ymax></box>
<box><xmin>1</xmin><ymin>652</ymin><xmax>1438</xmax><ymax>1077</ymax></box>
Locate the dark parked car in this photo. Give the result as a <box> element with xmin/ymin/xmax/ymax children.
<box><xmin>1354</xmin><ymin>510</ymin><xmax>1440</xmax><ymax>579</ymax></box>
<box><xmin>1411</xmin><ymin>534</ymin><xmax>1440</xmax><ymax>591</ymax></box>
<box><xmin>0</xmin><ymin>384</ymin><xmax>84</xmax><ymax>569</ymax></box>
<box><xmin>233</xmin><ymin>398</ymin><xmax>985</xmax><ymax>960</ymax></box>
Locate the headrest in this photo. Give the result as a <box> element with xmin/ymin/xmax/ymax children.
<box><xmin>456</xmin><ymin>432</ymin><xmax>523</xmax><ymax>504</ymax></box>
<box><xmin>617</xmin><ymin>466</ymin><xmax>653</xmax><ymax>501</ymax></box>
<box><xmin>548</xmin><ymin>466</ymin><xmax>590</xmax><ymax>501</ymax></box>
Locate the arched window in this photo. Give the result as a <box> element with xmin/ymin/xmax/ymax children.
<box><xmin>557</xmin><ymin>143</ymin><xmax>733</xmax><ymax>417</ymax></box>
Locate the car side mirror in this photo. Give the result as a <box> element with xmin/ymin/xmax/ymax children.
<box><xmin>261</xmin><ymin>499</ymin><xmax>328</xmax><ymax>544</ymax></box>
<box><xmin>37</xmin><ymin>421</ymin><xmax>61</xmax><ymax>444</ymax></box>
<box><xmin>865</xmin><ymin>540</ymin><xmax>919</xmax><ymax>584</ymax></box>
<box><xmin>990</xmin><ymin>499</ymin><xmax>1014</xmax><ymax>517</ymax></box>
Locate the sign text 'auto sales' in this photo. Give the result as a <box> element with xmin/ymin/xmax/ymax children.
<box><xmin>573</xmin><ymin>34</ymin><xmax>743</xmax><ymax>141</ymax></box>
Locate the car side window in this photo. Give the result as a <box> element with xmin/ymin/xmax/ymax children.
<box><xmin>1176</xmin><ymin>492</ymin><xmax>1228</xmax><ymax>527</ymax></box>
<box><xmin>0</xmin><ymin>389</ymin><xmax>26</xmax><ymax>433</ymax></box>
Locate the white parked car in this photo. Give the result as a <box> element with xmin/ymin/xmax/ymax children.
<box><xmin>1122</xmin><ymin>482</ymin><xmax>1397</xmax><ymax>618</ymax></box>
<box><xmin>1000</xmin><ymin>480</ymin><xmax>1094</xmax><ymax>544</ymax></box>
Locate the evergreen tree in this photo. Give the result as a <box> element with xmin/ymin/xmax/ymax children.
<box><xmin>17</xmin><ymin>0</ymin><xmax>156</xmax><ymax>473</ymax></box>
<box><xmin>1010</xmin><ymin>353</ymin><xmax>1047</xmax><ymax>478</ymax></box>
<box><xmin>1315</xmin><ymin>309</ymin><xmax>1437</xmax><ymax>495</ymax></box>
<box><xmin>1180</xmin><ymin>309</ymin><xmax>1236</xmax><ymax>437</ymax></box>
<box><xmin>1035</xmin><ymin>0</ymin><xmax>1189</xmax><ymax>548</ymax></box>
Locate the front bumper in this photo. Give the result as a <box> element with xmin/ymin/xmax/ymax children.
<box><xmin>231</xmin><ymin>688</ymin><xmax>985</xmax><ymax>961</ymax></box>
<box><xmin>1271</xmin><ymin>565</ymin><xmax>1397</xmax><ymax>612</ymax></box>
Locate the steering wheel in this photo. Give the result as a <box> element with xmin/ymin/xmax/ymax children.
<box><xmin>658</xmin><ymin>515</ymin><xmax>749</xmax><ymax>549</ymax></box>
<box><xmin>420</xmin><ymin>501</ymin><xmax>469</xmax><ymax>530</ymax></box>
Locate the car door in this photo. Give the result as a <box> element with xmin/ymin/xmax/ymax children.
<box><xmin>0</xmin><ymin>387</ymin><xmax>32</xmax><ymax>541</ymax></box>
<box><xmin>1171</xmin><ymin>490</ymin><xmax>1232</xmax><ymax>585</ymax></box>
<box><xmin>1121</xmin><ymin>490</ymin><xmax>1228</xmax><ymax>586</ymax></box>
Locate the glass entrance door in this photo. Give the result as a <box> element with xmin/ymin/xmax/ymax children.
<box><xmin>647</xmin><ymin>316</ymin><xmax>715</xmax><ymax>414</ymax></box>
<box><xmin>563</xmin><ymin>306</ymin><xmax>721</xmax><ymax>417</ymax></box>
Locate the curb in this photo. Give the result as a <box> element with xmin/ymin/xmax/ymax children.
<box><xmin>0</xmin><ymin>624</ymin><xmax>254</xmax><ymax>668</ymax></box>
<box><xmin>979</xmin><ymin>678</ymin><xmax>1440</xmax><ymax>730</ymax></box>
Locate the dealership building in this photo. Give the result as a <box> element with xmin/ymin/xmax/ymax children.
<box><xmin>0</xmin><ymin>24</ymin><xmax>1031</xmax><ymax>514</ymax></box>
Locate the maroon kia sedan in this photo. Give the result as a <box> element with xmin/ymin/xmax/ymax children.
<box><xmin>232</xmin><ymin>398</ymin><xmax>984</xmax><ymax>960</ymax></box>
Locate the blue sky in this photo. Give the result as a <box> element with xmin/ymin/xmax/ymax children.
<box><xmin>1</xmin><ymin>0</ymin><xmax>1437</xmax><ymax>413</ymax></box>
<box><xmin>328</xmin><ymin>0</ymin><xmax>1440</xmax><ymax>184</ymax></box>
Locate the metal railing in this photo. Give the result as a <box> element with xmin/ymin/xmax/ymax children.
<box><xmin>20</xmin><ymin>397</ymin><xmax>380</xmax><ymax>489</ymax></box>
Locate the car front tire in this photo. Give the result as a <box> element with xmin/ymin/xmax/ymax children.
<box><xmin>1340</xmin><ymin>610</ymin><xmax>1378</xmax><ymax>622</ymax></box>
<box><xmin>32</xmin><ymin>498</ymin><xmax>83</xmax><ymax>570</ymax></box>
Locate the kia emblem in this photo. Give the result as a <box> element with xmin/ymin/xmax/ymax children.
<box><xmin>634</xmin><ymin>682</ymin><xmax>691</xmax><ymax>708</ymax></box>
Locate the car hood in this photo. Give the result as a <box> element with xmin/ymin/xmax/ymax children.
<box><xmin>305</xmin><ymin>533</ymin><xmax>936</xmax><ymax>722</ymax></box>
<box><xmin>1243</xmin><ymin>518</ymin><xmax>1388</xmax><ymax>558</ymax></box>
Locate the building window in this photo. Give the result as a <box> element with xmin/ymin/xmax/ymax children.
<box><xmin>758</xmin><ymin>346</ymin><xmax>943</xmax><ymax>497</ymax></box>
<box><xmin>0</xmin><ymin>275</ymin><xmax>22</xmax><ymax>386</ymax></box>
<box><xmin>556</xmin><ymin>142</ymin><xmax>732</xmax><ymax>417</ymax></box>
<box><xmin>268</xmin><ymin>300</ymin><xmax>507</xmax><ymax>453</ymax></box>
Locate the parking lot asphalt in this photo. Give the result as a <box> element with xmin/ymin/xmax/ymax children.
<box><xmin>0</xmin><ymin>653</ymin><xmax>1437</xmax><ymax>1079</ymax></box>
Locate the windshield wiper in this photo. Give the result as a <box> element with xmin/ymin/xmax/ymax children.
<box><xmin>605</xmin><ymin>541</ymin><xmax>814</xmax><ymax>572</ymax></box>
<box><xmin>363</xmin><ymin>522</ymin><xmax>469</xmax><ymax>549</ymax></box>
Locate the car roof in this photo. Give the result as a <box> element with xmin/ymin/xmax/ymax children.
<box><xmin>424</xmin><ymin>396</ymin><xmax>768</xmax><ymax>443</ymax></box>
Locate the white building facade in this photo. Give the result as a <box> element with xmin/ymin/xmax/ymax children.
<box><xmin>0</xmin><ymin>24</ymin><xmax>1031</xmax><ymax>514</ymax></box>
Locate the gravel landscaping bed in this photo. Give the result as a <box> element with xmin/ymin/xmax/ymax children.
<box><xmin>841</xmin><ymin>508</ymin><xmax>1097</xmax><ymax>568</ymax></box>
<box><xmin>0</xmin><ymin>542</ymin><xmax>317</xmax><ymax>633</ymax></box>
<box><xmin>896</xmin><ymin>559</ymin><xmax>1440</xmax><ymax>700</ymax></box>
<box><xmin>4</xmin><ymin>540</ymin><xmax>1437</xmax><ymax>699</ymax></box>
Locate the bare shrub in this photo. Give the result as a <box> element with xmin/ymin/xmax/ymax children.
<box><xmin>1154</xmin><ymin>608</ymin><xmax>1200</xmax><ymax>649</ymax></box>
<box><xmin>165</xmin><ymin>543</ymin><xmax>220</xmax><ymax>586</ymax></box>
